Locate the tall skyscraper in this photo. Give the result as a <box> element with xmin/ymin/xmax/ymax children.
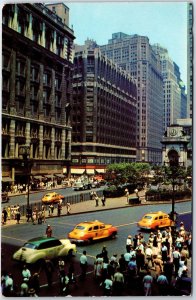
<box><xmin>173</xmin><ymin>62</ymin><xmax>187</xmax><ymax>119</ymax></box>
<box><xmin>71</xmin><ymin>40</ymin><xmax>137</xmax><ymax>175</ymax></box>
<box><xmin>101</xmin><ymin>33</ymin><xmax>164</xmax><ymax>164</ymax></box>
<box><xmin>152</xmin><ymin>44</ymin><xmax>181</xmax><ymax>131</ymax></box>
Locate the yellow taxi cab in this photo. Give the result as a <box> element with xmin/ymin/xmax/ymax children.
<box><xmin>41</xmin><ymin>192</ymin><xmax>65</xmax><ymax>204</ymax></box>
<box><xmin>68</xmin><ymin>220</ymin><xmax>118</xmax><ymax>244</ymax></box>
<box><xmin>137</xmin><ymin>211</ymin><xmax>174</xmax><ymax>230</ymax></box>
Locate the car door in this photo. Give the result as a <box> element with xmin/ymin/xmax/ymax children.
<box><xmin>93</xmin><ymin>225</ymin><xmax>100</xmax><ymax>239</ymax></box>
<box><xmin>38</xmin><ymin>240</ymin><xmax>61</xmax><ymax>259</ymax></box>
<box><xmin>158</xmin><ymin>215</ymin><xmax>164</xmax><ymax>227</ymax></box>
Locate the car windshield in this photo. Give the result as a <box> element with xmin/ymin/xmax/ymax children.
<box><xmin>75</xmin><ymin>225</ymin><xmax>86</xmax><ymax>230</ymax></box>
<box><xmin>45</xmin><ymin>194</ymin><xmax>51</xmax><ymax>197</ymax></box>
<box><xmin>23</xmin><ymin>243</ymin><xmax>38</xmax><ymax>249</ymax></box>
<box><xmin>143</xmin><ymin>216</ymin><xmax>152</xmax><ymax>220</ymax></box>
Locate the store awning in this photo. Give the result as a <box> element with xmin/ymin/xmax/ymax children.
<box><xmin>95</xmin><ymin>169</ymin><xmax>106</xmax><ymax>173</ymax></box>
<box><xmin>55</xmin><ymin>174</ymin><xmax>65</xmax><ymax>178</ymax></box>
<box><xmin>71</xmin><ymin>168</ymin><xmax>85</xmax><ymax>174</ymax></box>
<box><xmin>86</xmin><ymin>169</ymin><xmax>95</xmax><ymax>175</ymax></box>
<box><xmin>33</xmin><ymin>176</ymin><xmax>43</xmax><ymax>180</ymax></box>
<box><xmin>44</xmin><ymin>175</ymin><xmax>54</xmax><ymax>179</ymax></box>
<box><xmin>2</xmin><ymin>176</ymin><xmax>13</xmax><ymax>182</ymax></box>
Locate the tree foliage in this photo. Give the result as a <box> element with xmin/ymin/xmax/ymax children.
<box><xmin>106</xmin><ymin>162</ymin><xmax>150</xmax><ymax>185</ymax></box>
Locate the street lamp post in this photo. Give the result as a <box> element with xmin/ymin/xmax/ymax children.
<box><xmin>19</xmin><ymin>145</ymin><xmax>31</xmax><ymax>209</ymax></box>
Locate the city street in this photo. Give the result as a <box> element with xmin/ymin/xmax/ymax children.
<box><xmin>1</xmin><ymin>201</ymin><xmax>192</xmax><ymax>296</ymax></box>
<box><xmin>2</xmin><ymin>186</ymin><xmax>104</xmax><ymax>208</ymax></box>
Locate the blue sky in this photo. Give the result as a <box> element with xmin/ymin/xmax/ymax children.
<box><xmin>66</xmin><ymin>1</ymin><xmax>188</xmax><ymax>86</ymax></box>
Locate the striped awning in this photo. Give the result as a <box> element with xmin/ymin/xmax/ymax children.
<box><xmin>71</xmin><ymin>168</ymin><xmax>85</xmax><ymax>174</ymax></box>
<box><xmin>33</xmin><ymin>176</ymin><xmax>43</xmax><ymax>180</ymax></box>
<box><xmin>86</xmin><ymin>169</ymin><xmax>95</xmax><ymax>174</ymax></box>
<box><xmin>2</xmin><ymin>176</ymin><xmax>13</xmax><ymax>182</ymax></box>
<box><xmin>55</xmin><ymin>174</ymin><xmax>65</xmax><ymax>178</ymax></box>
<box><xmin>95</xmin><ymin>169</ymin><xmax>106</xmax><ymax>173</ymax></box>
<box><xmin>45</xmin><ymin>175</ymin><xmax>54</xmax><ymax>179</ymax></box>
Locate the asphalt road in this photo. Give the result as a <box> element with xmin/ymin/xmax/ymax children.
<box><xmin>1</xmin><ymin>201</ymin><xmax>192</xmax><ymax>296</ymax></box>
<box><xmin>2</xmin><ymin>186</ymin><xmax>104</xmax><ymax>207</ymax></box>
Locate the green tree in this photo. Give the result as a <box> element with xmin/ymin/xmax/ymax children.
<box><xmin>106</xmin><ymin>162</ymin><xmax>150</xmax><ymax>185</ymax></box>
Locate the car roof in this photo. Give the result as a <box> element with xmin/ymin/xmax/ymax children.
<box><xmin>76</xmin><ymin>220</ymin><xmax>104</xmax><ymax>226</ymax></box>
<box><xmin>144</xmin><ymin>211</ymin><xmax>168</xmax><ymax>216</ymax></box>
<box><xmin>26</xmin><ymin>236</ymin><xmax>58</xmax><ymax>246</ymax></box>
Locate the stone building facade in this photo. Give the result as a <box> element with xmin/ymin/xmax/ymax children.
<box><xmin>71</xmin><ymin>40</ymin><xmax>137</xmax><ymax>175</ymax></box>
<box><xmin>2</xmin><ymin>3</ymin><xmax>75</xmax><ymax>184</ymax></box>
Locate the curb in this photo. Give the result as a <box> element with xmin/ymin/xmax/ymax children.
<box><xmin>2</xmin><ymin>198</ymin><xmax>191</xmax><ymax>228</ymax></box>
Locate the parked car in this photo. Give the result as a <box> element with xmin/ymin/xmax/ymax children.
<box><xmin>13</xmin><ymin>236</ymin><xmax>77</xmax><ymax>264</ymax></box>
<box><xmin>137</xmin><ymin>211</ymin><xmax>174</xmax><ymax>230</ymax></box>
<box><xmin>68</xmin><ymin>220</ymin><xmax>118</xmax><ymax>244</ymax></box>
<box><xmin>41</xmin><ymin>192</ymin><xmax>65</xmax><ymax>204</ymax></box>
<box><xmin>1</xmin><ymin>192</ymin><xmax>9</xmax><ymax>203</ymax></box>
<box><xmin>72</xmin><ymin>180</ymin><xmax>91</xmax><ymax>191</ymax></box>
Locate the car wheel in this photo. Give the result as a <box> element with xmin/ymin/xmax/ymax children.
<box><xmin>111</xmin><ymin>232</ymin><xmax>117</xmax><ymax>239</ymax></box>
<box><xmin>88</xmin><ymin>238</ymin><xmax>93</xmax><ymax>244</ymax></box>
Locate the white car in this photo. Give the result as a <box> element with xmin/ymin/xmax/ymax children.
<box><xmin>72</xmin><ymin>181</ymin><xmax>91</xmax><ymax>191</ymax></box>
<box><xmin>13</xmin><ymin>236</ymin><xmax>77</xmax><ymax>264</ymax></box>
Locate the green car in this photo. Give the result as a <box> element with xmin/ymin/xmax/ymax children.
<box><xmin>13</xmin><ymin>236</ymin><xmax>77</xmax><ymax>264</ymax></box>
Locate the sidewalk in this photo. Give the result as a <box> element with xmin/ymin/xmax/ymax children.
<box><xmin>2</xmin><ymin>188</ymin><xmax>191</xmax><ymax>227</ymax></box>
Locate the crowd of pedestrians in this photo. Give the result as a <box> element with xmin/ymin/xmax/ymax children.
<box><xmin>85</xmin><ymin>223</ymin><xmax>192</xmax><ymax>296</ymax></box>
<box><xmin>1</xmin><ymin>222</ymin><xmax>192</xmax><ymax>296</ymax></box>
<box><xmin>2</xmin><ymin>204</ymin><xmax>21</xmax><ymax>225</ymax></box>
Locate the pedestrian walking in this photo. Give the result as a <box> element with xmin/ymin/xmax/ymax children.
<box><xmin>26</xmin><ymin>207</ymin><xmax>33</xmax><ymax>222</ymax></box>
<box><xmin>80</xmin><ymin>250</ymin><xmax>88</xmax><ymax>280</ymax></box>
<box><xmin>41</xmin><ymin>205</ymin><xmax>46</xmax><ymax>223</ymax></box>
<box><xmin>66</xmin><ymin>202</ymin><xmax>71</xmax><ymax>214</ymax></box>
<box><xmin>161</xmin><ymin>242</ymin><xmax>168</xmax><ymax>263</ymax></box>
<box><xmin>113</xmin><ymin>268</ymin><xmax>124</xmax><ymax>296</ymax></box>
<box><xmin>58</xmin><ymin>258</ymin><xmax>65</xmax><ymax>276</ymax></box>
<box><xmin>95</xmin><ymin>195</ymin><xmax>99</xmax><ymax>207</ymax></box>
<box><xmin>16</xmin><ymin>209</ymin><xmax>21</xmax><ymax>224</ymax></box>
<box><xmin>33</xmin><ymin>205</ymin><xmax>38</xmax><ymax>220</ymax></box>
<box><xmin>4</xmin><ymin>273</ymin><xmax>14</xmax><ymax>296</ymax></box>
<box><xmin>134</xmin><ymin>188</ymin><xmax>139</xmax><ymax>198</ymax></box>
<box><xmin>101</xmin><ymin>195</ymin><xmax>106</xmax><ymax>206</ymax></box>
<box><xmin>43</xmin><ymin>257</ymin><xmax>54</xmax><ymax>288</ymax></box>
<box><xmin>59</xmin><ymin>270</ymin><xmax>69</xmax><ymax>295</ymax></box>
<box><xmin>57</xmin><ymin>203</ymin><xmax>62</xmax><ymax>217</ymax></box>
<box><xmin>103</xmin><ymin>275</ymin><xmax>113</xmax><ymax>296</ymax></box>
<box><xmin>49</xmin><ymin>204</ymin><xmax>54</xmax><ymax>216</ymax></box>
<box><xmin>163</xmin><ymin>256</ymin><xmax>173</xmax><ymax>285</ymax></box>
<box><xmin>29</xmin><ymin>272</ymin><xmax>40</xmax><ymax>295</ymax></box>
<box><xmin>32</xmin><ymin>211</ymin><xmax>37</xmax><ymax>225</ymax></box>
<box><xmin>2</xmin><ymin>208</ymin><xmax>8</xmax><ymax>225</ymax></box>
<box><xmin>126</xmin><ymin>235</ymin><xmax>132</xmax><ymax>252</ymax></box>
<box><xmin>101</xmin><ymin>246</ymin><xmax>108</xmax><ymax>261</ymax></box>
<box><xmin>125</xmin><ymin>188</ymin><xmax>129</xmax><ymax>204</ymax></box>
<box><xmin>20</xmin><ymin>281</ymin><xmax>29</xmax><ymax>296</ymax></box>
<box><xmin>172</xmin><ymin>247</ymin><xmax>181</xmax><ymax>277</ymax></box>
<box><xmin>37</xmin><ymin>211</ymin><xmax>43</xmax><ymax>224</ymax></box>
<box><xmin>7</xmin><ymin>206</ymin><xmax>11</xmax><ymax>220</ymax></box>
<box><xmin>22</xmin><ymin>264</ymin><xmax>31</xmax><ymax>282</ymax></box>
<box><xmin>46</xmin><ymin>224</ymin><xmax>52</xmax><ymax>237</ymax></box>
<box><xmin>157</xmin><ymin>272</ymin><xmax>169</xmax><ymax>295</ymax></box>
<box><xmin>143</xmin><ymin>270</ymin><xmax>153</xmax><ymax>296</ymax></box>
